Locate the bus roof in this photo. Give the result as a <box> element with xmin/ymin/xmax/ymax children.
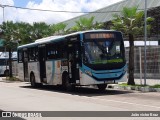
<box><xmin>35</xmin><ymin>35</ymin><xmax>63</xmax><ymax>43</ymax></box>
<box><xmin>18</xmin><ymin>42</ymin><xmax>38</xmax><ymax>49</ymax></box>
<box><xmin>18</xmin><ymin>30</ymin><xmax>120</xmax><ymax>49</ymax></box>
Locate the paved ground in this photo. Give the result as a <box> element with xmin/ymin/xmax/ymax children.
<box><xmin>0</xmin><ymin>77</ymin><xmax>160</xmax><ymax>120</ymax></box>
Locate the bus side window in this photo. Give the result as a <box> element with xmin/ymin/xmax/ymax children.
<box><xmin>47</xmin><ymin>43</ymin><xmax>56</xmax><ymax>60</ymax></box>
<box><xmin>35</xmin><ymin>47</ymin><xmax>38</xmax><ymax>61</ymax></box>
<box><xmin>28</xmin><ymin>47</ymin><xmax>38</xmax><ymax>62</ymax></box>
<box><xmin>18</xmin><ymin>50</ymin><xmax>23</xmax><ymax>63</ymax></box>
<box><xmin>46</xmin><ymin>41</ymin><xmax>67</xmax><ymax>60</ymax></box>
<box><xmin>28</xmin><ymin>48</ymin><xmax>33</xmax><ymax>61</ymax></box>
<box><xmin>62</xmin><ymin>42</ymin><xmax>67</xmax><ymax>59</ymax></box>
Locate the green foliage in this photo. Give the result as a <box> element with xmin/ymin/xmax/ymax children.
<box><xmin>151</xmin><ymin>84</ymin><xmax>160</xmax><ymax>88</ymax></box>
<box><xmin>119</xmin><ymin>83</ymin><xmax>148</xmax><ymax>87</ymax></box>
<box><xmin>0</xmin><ymin>21</ymin><xmax>66</xmax><ymax>45</ymax></box>
<box><xmin>30</xmin><ymin>22</ymin><xmax>53</xmax><ymax>42</ymax></box>
<box><xmin>51</xmin><ymin>23</ymin><xmax>67</xmax><ymax>35</ymax></box>
<box><xmin>120</xmin><ymin>83</ymin><xmax>160</xmax><ymax>88</ymax></box>
<box><xmin>71</xmin><ymin>16</ymin><xmax>103</xmax><ymax>32</ymax></box>
<box><xmin>6</xmin><ymin>77</ymin><xmax>20</xmax><ymax>81</ymax></box>
<box><xmin>111</xmin><ymin>6</ymin><xmax>154</xmax><ymax>36</ymax></box>
<box><xmin>0</xmin><ymin>21</ymin><xmax>19</xmax><ymax>49</ymax></box>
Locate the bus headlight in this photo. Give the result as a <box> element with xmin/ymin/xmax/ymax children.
<box><xmin>85</xmin><ymin>70</ymin><xmax>92</xmax><ymax>76</ymax></box>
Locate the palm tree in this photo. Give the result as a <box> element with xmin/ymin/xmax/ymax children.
<box><xmin>51</xmin><ymin>23</ymin><xmax>67</xmax><ymax>35</ymax></box>
<box><xmin>111</xmin><ymin>6</ymin><xmax>153</xmax><ymax>85</ymax></box>
<box><xmin>71</xmin><ymin>16</ymin><xmax>95</xmax><ymax>31</ymax></box>
<box><xmin>0</xmin><ymin>21</ymin><xmax>18</xmax><ymax>77</ymax></box>
<box><xmin>13</xmin><ymin>22</ymin><xmax>33</xmax><ymax>44</ymax></box>
<box><xmin>31</xmin><ymin>22</ymin><xmax>53</xmax><ymax>40</ymax></box>
<box><xmin>71</xmin><ymin>16</ymin><xmax>104</xmax><ymax>32</ymax></box>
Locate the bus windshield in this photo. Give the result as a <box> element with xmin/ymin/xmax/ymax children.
<box><xmin>83</xmin><ymin>39</ymin><xmax>124</xmax><ymax>64</ymax></box>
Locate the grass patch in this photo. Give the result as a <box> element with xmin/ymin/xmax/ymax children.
<box><xmin>119</xmin><ymin>83</ymin><xmax>160</xmax><ymax>88</ymax></box>
<box><xmin>6</xmin><ymin>77</ymin><xmax>20</xmax><ymax>81</ymax></box>
<box><xmin>119</xmin><ymin>83</ymin><xmax>131</xmax><ymax>86</ymax></box>
<box><xmin>150</xmin><ymin>84</ymin><xmax>160</xmax><ymax>88</ymax></box>
<box><xmin>119</xmin><ymin>83</ymin><xmax>149</xmax><ymax>87</ymax></box>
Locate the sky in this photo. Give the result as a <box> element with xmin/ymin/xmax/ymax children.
<box><xmin>0</xmin><ymin>0</ymin><xmax>124</xmax><ymax>24</ymax></box>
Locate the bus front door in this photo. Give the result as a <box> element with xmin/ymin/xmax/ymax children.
<box><xmin>68</xmin><ymin>42</ymin><xmax>80</xmax><ymax>83</ymax></box>
<box><xmin>38</xmin><ymin>46</ymin><xmax>47</xmax><ymax>83</ymax></box>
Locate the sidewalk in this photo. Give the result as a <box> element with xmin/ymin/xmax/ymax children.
<box><xmin>109</xmin><ymin>79</ymin><xmax>160</xmax><ymax>92</ymax></box>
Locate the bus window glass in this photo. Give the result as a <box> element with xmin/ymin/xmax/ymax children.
<box><xmin>47</xmin><ymin>42</ymin><xmax>67</xmax><ymax>60</ymax></box>
<box><xmin>47</xmin><ymin>44</ymin><xmax>56</xmax><ymax>59</ymax></box>
<box><xmin>18</xmin><ymin>50</ymin><xmax>23</xmax><ymax>63</ymax></box>
<box><xmin>28</xmin><ymin>47</ymin><xmax>38</xmax><ymax>61</ymax></box>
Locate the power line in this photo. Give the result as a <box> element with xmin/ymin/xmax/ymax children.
<box><xmin>0</xmin><ymin>4</ymin><xmax>121</xmax><ymax>13</ymax></box>
<box><xmin>0</xmin><ymin>4</ymin><xmax>150</xmax><ymax>14</ymax></box>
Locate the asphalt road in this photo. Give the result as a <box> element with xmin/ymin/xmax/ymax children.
<box><xmin>0</xmin><ymin>77</ymin><xmax>160</xmax><ymax>120</ymax></box>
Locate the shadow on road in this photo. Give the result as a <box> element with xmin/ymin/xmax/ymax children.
<box><xmin>20</xmin><ymin>83</ymin><xmax>133</xmax><ymax>97</ymax></box>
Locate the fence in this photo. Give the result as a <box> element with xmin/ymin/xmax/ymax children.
<box><xmin>125</xmin><ymin>46</ymin><xmax>160</xmax><ymax>80</ymax></box>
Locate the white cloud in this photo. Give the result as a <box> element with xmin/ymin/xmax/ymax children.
<box><xmin>0</xmin><ymin>0</ymin><xmax>123</xmax><ymax>24</ymax></box>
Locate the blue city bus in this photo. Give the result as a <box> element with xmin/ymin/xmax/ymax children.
<box><xmin>17</xmin><ymin>30</ymin><xmax>127</xmax><ymax>91</ymax></box>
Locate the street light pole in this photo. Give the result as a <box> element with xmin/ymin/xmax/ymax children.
<box><xmin>144</xmin><ymin>0</ymin><xmax>147</xmax><ymax>86</ymax></box>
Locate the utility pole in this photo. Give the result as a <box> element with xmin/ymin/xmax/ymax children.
<box><xmin>144</xmin><ymin>0</ymin><xmax>147</xmax><ymax>86</ymax></box>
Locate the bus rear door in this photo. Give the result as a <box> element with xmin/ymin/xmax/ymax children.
<box><xmin>38</xmin><ymin>45</ymin><xmax>47</xmax><ymax>83</ymax></box>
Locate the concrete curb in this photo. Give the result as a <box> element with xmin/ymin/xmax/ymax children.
<box><xmin>108</xmin><ymin>84</ymin><xmax>160</xmax><ymax>92</ymax></box>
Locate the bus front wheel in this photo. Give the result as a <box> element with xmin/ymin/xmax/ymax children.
<box><xmin>97</xmin><ymin>84</ymin><xmax>107</xmax><ymax>91</ymax></box>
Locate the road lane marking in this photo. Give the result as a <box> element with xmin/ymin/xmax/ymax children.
<box><xmin>84</xmin><ymin>96</ymin><xmax>160</xmax><ymax>109</ymax></box>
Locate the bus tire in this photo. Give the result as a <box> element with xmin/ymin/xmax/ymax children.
<box><xmin>97</xmin><ymin>84</ymin><xmax>107</xmax><ymax>91</ymax></box>
<box><xmin>4</xmin><ymin>70</ymin><xmax>9</xmax><ymax>77</ymax></box>
<box><xmin>62</xmin><ymin>74</ymin><xmax>73</xmax><ymax>91</ymax></box>
<box><xmin>30</xmin><ymin>73</ymin><xmax>40</xmax><ymax>87</ymax></box>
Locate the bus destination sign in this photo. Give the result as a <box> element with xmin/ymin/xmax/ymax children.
<box><xmin>85</xmin><ymin>33</ymin><xmax>115</xmax><ymax>39</ymax></box>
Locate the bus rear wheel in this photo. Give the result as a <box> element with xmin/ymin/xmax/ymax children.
<box><xmin>97</xmin><ymin>84</ymin><xmax>107</xmax><ymax>91</ymax></box>
<box><xmin>30</xmin><ymin>73</ymin><xmax>36</xmax><ymax>87</ymax></box>
<box><xmin>30</xmin><ymin>73</ymin><xmax>41</xmax><ymax>87</ymax></box>
<box><xmin>62</xmin><ymin>74</ymin><xmax>74</xmax><ymax>91</ymax></box>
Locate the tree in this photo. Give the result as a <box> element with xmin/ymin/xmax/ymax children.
<box><xmin>0</xmin><ymin>21</ymin><xmax>55</xmax><ymax>77</ymax></box>
<box><xmin>31</xmin><ymin>22</ymin><xmax>54</xmax><ymax>41</ymax></box>
<box><xmin>51</xmin><ymin>23</ymin><xmax>67</xmax><ymax>35</ymax></box>
<box><xmin>0</xmin><ymin>21</ymin><xmax>18</xmax><ymax>77</ymax></box>
<box><xmin>70</xmin><ymin>16</ymin><xmax>104</xmax><ymax>32</ymax></box>
<box><xmin>111</xmin><ymin>6</ymin><xmax>154</xmax><ymax>85</ymax></box>
<box><xmin>13</xmin><ymin>22</ymin><xmax>33</xmax><ymax>44</ymax></box>
<box><xmin>71</xmin><ymin>16</ymin><xmax>95</xmax><ymax>31</ymax></box>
